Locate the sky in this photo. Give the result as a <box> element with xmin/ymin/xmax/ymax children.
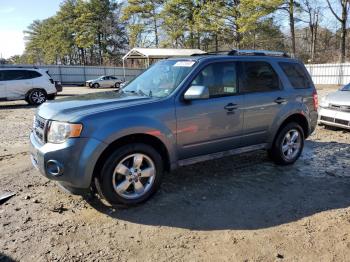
<box><xmin>0</xmin><ymin>0</ymin><xmax>63</xmax><ymax>59</ymax></box>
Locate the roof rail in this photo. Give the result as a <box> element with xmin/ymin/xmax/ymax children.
<box><xmin>229</xmin><ymin>49</ymin><xmax>290</xmax><ymax>57</ymax></box>
<box><xmin>1</xmin><ymin>66</ymin><xmax>39</xmax><ymax>69</ymax></box>
<box><xmin>191</xmin><ymin>49</ymin><xmax>290</xmax><ymax>58</ymax></box>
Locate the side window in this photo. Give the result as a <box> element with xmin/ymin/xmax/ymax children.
<box><xmin>240</xmin><ymin>62</ymin><xmax>280</xmax><ymax>93</ymax></box>
<box><xmin>279</xmin><ymin>62</ymin><xmax>311</xmax><ymax>89</ymax></box>
<box><xmin>190</xmin><ymin>62</ymin><xmax>237</xmax><ymax>98</ymax></box>
<box><xmin>2</xmin><ymin>70</ymin><xmax>28</xmax><ymax>81</ymax></box>
<box><xmin>0</xmin><ymin>71</ymin><xmax>4</xmax><ymax>81</ymax></box>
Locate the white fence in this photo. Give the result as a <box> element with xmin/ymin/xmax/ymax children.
<box><xmin>305</xmin><ymin>63</ymin><xmax>350</xmax><ymax>85</ymax></box>
<box><xmin>0</xmin><ymin>64</ymin><xmax>144</xmax><ymax>84</ymax></box>
<box><xmin>1</xmin><ymin>63</ymin><xmax>348</xmax><ymax>86</ymax></box>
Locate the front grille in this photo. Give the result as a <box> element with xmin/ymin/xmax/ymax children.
<box><xmin>34</xmin><ymin>116</ymin><xmax>47</xmax><ymax>143</ymax></box>
<box><xmin>335</xmin><ymin>118</ymin><xmax>349</xmax><ymax>126</ymax></box>
<box><xmin>329</xmin><ymin>104</ymin><xmax>350</xmax><ymax>112</ymax></box>
<box><xmin>320</xmin><ymin>116</ymin><xmax>334</xmax><ymax>122</ymax></box>
<box><xmin>321</xmin><ymin>116</ymin><xmax>350</xmax><ymax>126</ymax></box>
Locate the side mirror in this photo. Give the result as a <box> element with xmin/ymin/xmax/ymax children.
<box><xmin>184</xmin><ymin>85</ymin><xmax>209</xmax><ymax>100</ymax></box>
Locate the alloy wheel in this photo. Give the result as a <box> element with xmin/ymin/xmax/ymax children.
<box><xmin>112</xmin><ymin>153</ymin><xmax>156</xmax><ymax>200</ymax></box>
<box><xmin>31</xmin><ymin>91</ymin><xmax>46</xmax><ymax>104</ymax></box>
<box><xmin>281</xmin><ymin>129</ymin><xmax>301</xmax><ymax>161</ymax></box>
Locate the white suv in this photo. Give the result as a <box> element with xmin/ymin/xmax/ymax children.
<box><xmin>0</xmin><ymin>68</ymin><xmax>61</xmax><ymax>105</ymax></box>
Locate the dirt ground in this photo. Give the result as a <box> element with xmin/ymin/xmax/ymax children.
<box><xmin>0</xmin><ymin>85</ymin><xmax>349</xmax><ymax>262</ymax></box>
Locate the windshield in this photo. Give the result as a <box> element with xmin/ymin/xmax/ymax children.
<box><xmin>341</xmin><ymin>84</ymin><xmax>350</xmax><ymax>91</ymax></box>
<box><xmin>123</xmin><ymin>60</ymin><xmax>196</xmax><ymax>98</ymax></box>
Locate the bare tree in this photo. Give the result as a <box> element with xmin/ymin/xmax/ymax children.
<box><xmin>326</xmin><ymin>0</ymin><xmax>350</xmax><ymax>63</ymax></box>
<box><xmin>301</xmin><ymin>0</ymin><xmax>321</xmax><ymax>62</ymax></box>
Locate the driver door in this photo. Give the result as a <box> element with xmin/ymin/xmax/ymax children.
<box><xmin>176</xmin><ymin>62</ymin><xmax>244</xmax><ymax>159</ymax></box>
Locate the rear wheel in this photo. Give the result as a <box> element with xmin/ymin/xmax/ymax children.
<box><xmin>28</xmin><ymin>89</ymin><xmax>47</xmax><ymax>105</ymax></box>
<box><xmin>268</xmin><ymin>122</ymin><xmax>304</xmax><ymax>165</ymax></box>
<box><xmin>95</xmin><ymin>143</ymin><xmax>164</xmax><ymax>206</ymax></box>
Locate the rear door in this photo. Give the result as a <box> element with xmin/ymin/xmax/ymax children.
<box><xmin>4</xmin><ymin>70</ymin><xmax>33</xmax><ymax>100</ymax></box>
<box><xmin>239</xmin><ymin>61</ymin><xmax>286</xmax><ymax>146</ymax></box>
<box><xmin>0</xmin><ymin>71</ymin><xmax>6</xmax><ymax>98</ymax></box>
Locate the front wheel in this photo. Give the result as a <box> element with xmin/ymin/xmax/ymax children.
<box><xmin>268</xmin><ymin>122</ymin><xmax>304</xmax><ymax>165</ymax></box>
<box><xmin>114</xmin><ymin>82</ymin><xmax>120</xmax><ymax>89</ymax></box>
<box><xmin>93</xmin><ymin>83</ymin><xmax>100</xmax><ymax>88</ymax></box>
<box><xmin>95</xmin><ymin>143</ymin><xmax>164</xmax><ymax>206</ymax></box>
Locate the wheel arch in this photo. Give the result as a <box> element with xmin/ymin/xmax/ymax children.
<box><xmin>25</xmin><ymin>88</ymin><xmax>47</xmax><ymax>98</ymax></box>
<box><xmin>270</xmin><ymin>113</ymin><xmax>309</xmax><ymax>148</ymax></box>
<box><xmin>92</xmin><ymin>133</ymin><xmax>171</xmax><ymax>182</ymax></box>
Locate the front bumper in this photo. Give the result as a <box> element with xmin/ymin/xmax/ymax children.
<box><xmin>29</xmin><ymin>132</ymin><xmax>107</xmax><ymax>194</ymax></box>
<box><xmin>318</xmin><ymin>107</ymin><xmax>350</xmax><ymax>130</ymax></box>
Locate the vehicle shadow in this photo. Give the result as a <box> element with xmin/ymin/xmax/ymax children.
<box><xmin>0</xmin><ymin>103</ymin><xmax>36</xmax><ymax>110</ymax></box>
<box><xmin>0</xmin><ymin>253</ymin><xmax>16</xmax><ymax>262</ymax></box>
<box><xmin>86</xmin><ymin>140</ymin><xmax>350</xmax><ymax>230</ymax></box>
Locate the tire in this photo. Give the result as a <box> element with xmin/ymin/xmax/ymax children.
<box><xmin>95</xmin><ymin>143</ymin><xmax>164</xmax><ymax>206</ymax></box>
<box><xmin>93</xmin><ymin>83</ymin><xmax>100</xmax><ymax>88</ymax></box>
<box><xmin>268</xmin><ymin>122</ymin><xmax>304</xmax><ymax>165</ymax></box>
<box><xmin>114</xmin><ymin>82</ymin><xmax>120</xmax><ymax>89</ymax></box>
<box><xmin>28</xmin><ymin>89</ymin><xmax>47</xmax><ymax>106</ymax></box>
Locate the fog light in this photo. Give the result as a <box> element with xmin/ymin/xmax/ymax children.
<box><xmin>46</xmin><ymin>160</ymin><xmax>63</xmax><ymax>176</ymax></box>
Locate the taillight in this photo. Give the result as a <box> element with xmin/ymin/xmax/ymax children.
<box><xmin>313</xmin><ymin>90</ymin><xmax>318</xmax><ymax>111</ymax></box>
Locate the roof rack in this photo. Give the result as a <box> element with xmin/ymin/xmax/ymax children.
<box><xmin>191</xmin><ymin>49</ymin><xmax>290</xmax><ymax>58</ymax></box>
<box><xmin>229</xmin><ymin>49</ymin><xmax>290</xmax><ymax>57</ymax></box>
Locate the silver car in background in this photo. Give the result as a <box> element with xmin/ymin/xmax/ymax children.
<box><xmin>85</xmin><ymin>75</ymin><xmax>123</xmax><ymax>89</ymax></box>
<box><xmin>319</xmin><ymin>84</ymin><xmax>350</xmax><ymax>130</ymax></box>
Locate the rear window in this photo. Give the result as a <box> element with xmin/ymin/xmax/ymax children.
<box><xmin>279</xmin><ymin>62</ymin><xmax>311</xmax><ymax>89</ymax></box>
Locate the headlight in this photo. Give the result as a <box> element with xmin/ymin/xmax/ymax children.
<box><xmin>47</xmin><ymin>121</ymin><xmax>83</xmax><ymax>144</ymax></box>
<box><xmin>319</xmin><ymin>97</ymin><xmax>329</xmax><ymax>108</ymax></box>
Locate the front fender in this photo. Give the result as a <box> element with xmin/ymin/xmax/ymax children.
<box><xmin>86</xmin><ymin>114</ymin><xmax>177</xmax><ymax>166</ymax></box>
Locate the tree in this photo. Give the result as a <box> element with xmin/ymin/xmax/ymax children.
<box><xmin>161</xmin><ymin>0</ymin><xmax>199</xmax><ymax>48</ymax></box>
<box><xmin>326</xmin><ymin>0</ymin><xmax>350</xmax><ymax>63</ymax></box>
<box><xmin>277</xmin><ymin>0</ymin><xmax>301</xmax><ymax>58</ymax></box>
<box><xmin>122</xmin><ymin>0</ymin><xmax>164</xmax><ymax>47</ymax></box>
<box><xmin>300</xmin><ymin>0</ymin><xmax>321</xmax><ymax>62</ymax></box>
<box><xmin>194</xmin><ymin>1</ymin><xmax>226</xmax><ymax>51</ymax></box>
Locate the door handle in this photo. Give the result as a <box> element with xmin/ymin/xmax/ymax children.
<box><xmin>224</xmin><ymin>103</ymin><xmax>238</xmax><ymax>111</ymax></box>
<box><xmin>274</xmin><ymin>97</ymin><xmax>287</xmax><ymax>104</ymax></box>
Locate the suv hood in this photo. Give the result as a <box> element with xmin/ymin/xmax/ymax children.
<box><xmin>325</xmin><ymin>90</ymin><xmax>350</xmax><ymax>106</ymax></box>
<box><xmin>37</xmin><ymin>91</ymin><xmax>154</xmax><ymax>121</ymax></box>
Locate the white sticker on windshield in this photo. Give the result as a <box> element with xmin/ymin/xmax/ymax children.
<box><xmin>173</xmin><ymin>61</ymin><xmax>195</xmax><ymax>67</ymax></box>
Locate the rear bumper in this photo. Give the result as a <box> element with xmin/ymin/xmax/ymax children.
<box><xmin>318</xmin><ymin>108</ymin><xmax>350</xmax><ymax>130</ymax></box>
<box><xmin>29</xmin><ymin>132</ymin><xmax>107</xmax><ymax>194</ymax></box>
<box><xmin>54</xmin><ymin>81</ymin><xmax>63</xmax><ymax>92</ymax></box>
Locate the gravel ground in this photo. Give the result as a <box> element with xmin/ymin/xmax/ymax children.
<box><xmin>0</xmin><ymin>85</ymin><xmax>349</xmax><ymax>262</ymax></box>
